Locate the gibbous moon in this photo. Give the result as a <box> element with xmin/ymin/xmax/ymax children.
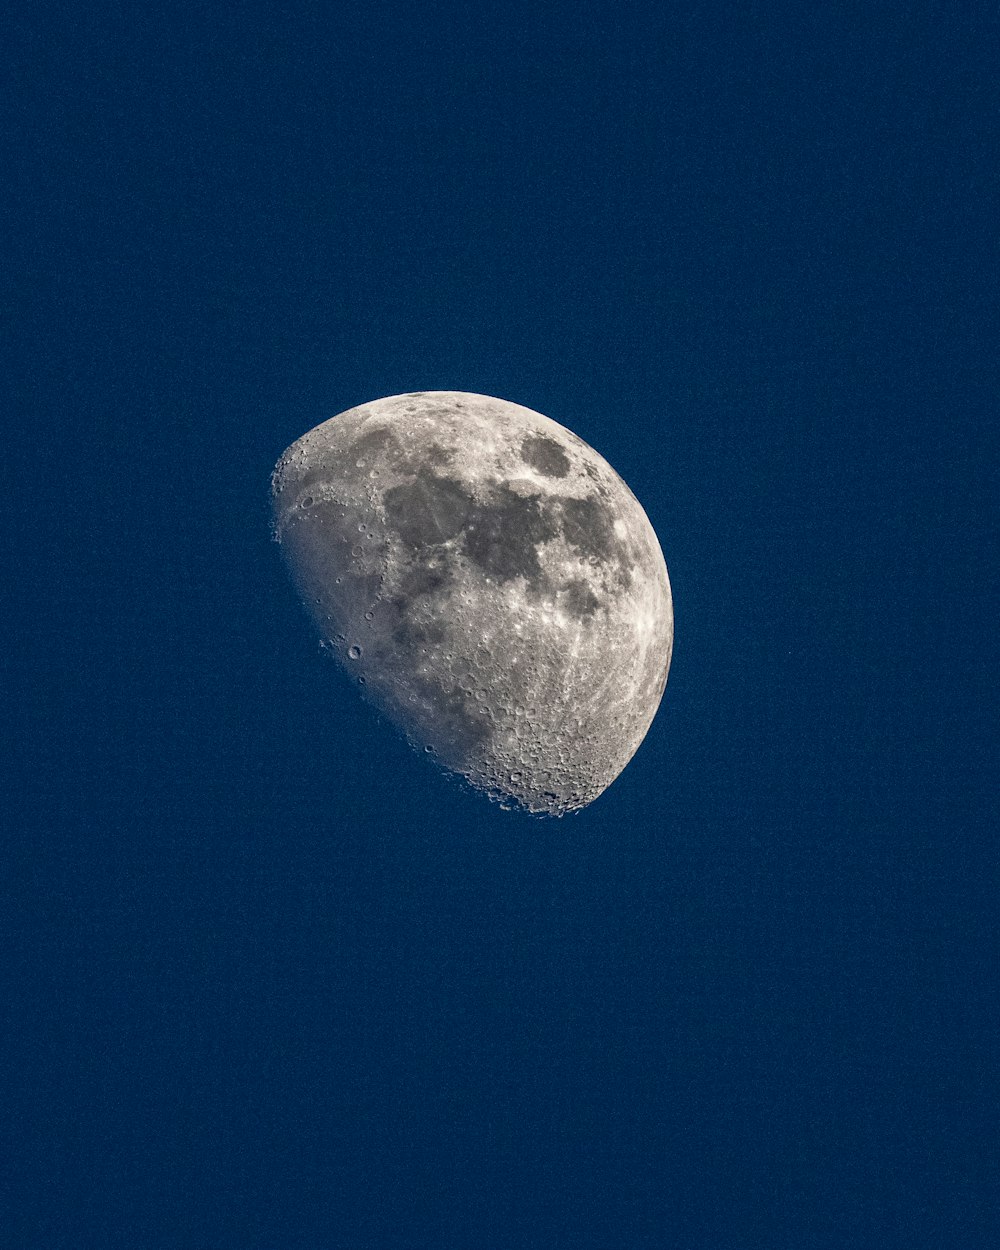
<box><xmin>271</xmin><ymin>392</ymin><xmax>673</xmax><ymax>815</ymax></box>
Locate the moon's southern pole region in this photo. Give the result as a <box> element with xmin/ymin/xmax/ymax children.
<box><xmin>271</xmin><ymin>392</ymin><xmax>673</xmax><ymax>815</ymax></box>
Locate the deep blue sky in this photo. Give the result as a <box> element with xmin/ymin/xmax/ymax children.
<box><xmin>6</xmin><ymin>2</ymin><xmax>998</xmax><ymax>1247</ymax></box>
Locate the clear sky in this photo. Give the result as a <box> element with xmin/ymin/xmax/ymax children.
<box><xmin>7</xmin><ymin>2</ymin><xmax>998</xmax><ymax>1247</ymax></box>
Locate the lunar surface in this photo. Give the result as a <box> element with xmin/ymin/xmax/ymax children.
<box><xmin>271</xmin><ymin>392</ymin><xmax>673</xmax><ymax>815</ymax></box>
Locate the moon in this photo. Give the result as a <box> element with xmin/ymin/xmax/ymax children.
<box><xmin>271</xmin><ymin>391</ymin><xmax>673</xmax><ymax>815</ymax></box>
